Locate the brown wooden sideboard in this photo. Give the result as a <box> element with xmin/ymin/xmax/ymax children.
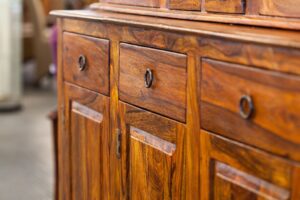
<box><xmin>51</xmin><ymin>0</ymin><xmax>300</xmax><ymax>199</ymax></box>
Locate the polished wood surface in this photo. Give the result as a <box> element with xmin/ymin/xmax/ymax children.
<box><xmin>64</xmin><ymin>83</ymin><xmax>110</xmax><ymax>200</ymax></box>
<box><xmin>205</xmin><ymin>0</ymin><xmax>245</xmax><ymax>14</ymax></box>
<box><xmin>169</xmin><ymin>0</ymin><xmax>201</xmax><ymax>10</ymax></box>
<box><xmin>63</xmin><ymin>32</ymin><xmax>110</xmax><ymax>95</ymax></box>
<box><xmin>102</xmin><ymin>0</ymin><xmax>160</xmax><ymax>7</ymax></box>
<box><xmin>92</xmin><ymin>1</ymin><xmax>300</xmax><ymax>30</ymax></box>
<box><xmin>259</xmin><ymin>0</ymin><xmax>300</xmax><ymax>18</ymax></box>
<box><xmin>200</xmin><ymin>130</ymin><xmax>298</xmax><ymax>200</ymax></box>
<box><xmin>119</xmin><ymin>102</ymin><xmax>185</xmax><ymax>199</ymax></box>
<box><xmin>52</xmin><ymin>5</ymin><xmax>300</xmax><ymax>200</ymax></box>
<box><xmin>201</xmin><ymin>58</ymin><xmax>300</xmax><ymax>161</ymax></box>
<box><xmin>119</xmin><ymin>43</ymin><xmax>187</xmax><ymax>122</ymax></box>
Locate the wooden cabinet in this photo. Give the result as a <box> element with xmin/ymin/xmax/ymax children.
<box><xmin>52</xmin><ymin>2</ymin><xmax>300</xmax><ymax>199</ymax></box>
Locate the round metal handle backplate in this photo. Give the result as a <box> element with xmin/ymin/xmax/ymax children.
<box><xmin>144</xmin><ymin>68</ymin><xmax>153</xmax><ymax>88</ymax></box>
<box><xmin>78</xmin><ymin>55</ymin><xmax>87</xmax><ymax>71</ymax></box>
<box><xmin>239</xmin><ymin>95</ymin><xmax>254</xmax><ymax>120</ymax></box>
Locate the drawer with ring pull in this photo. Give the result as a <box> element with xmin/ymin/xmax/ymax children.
<box><xmin>119</xmin><ymin>43</ymin><xmax>187</xmax><ymax>123</ymax></box>
<box><xmin>200</xmin><ymin>58</ymin><xmax>300</xmax><ymax>161</ymax></box>
<box><xmin>63</xmin><ymin>32</ymin><xmax>110</xmax><ymax>95</ymax></box>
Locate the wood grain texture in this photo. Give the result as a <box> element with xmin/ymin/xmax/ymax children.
<box><xmin>201</xmin><ymin>58</ymin><xmax>300</xmax><ymax>161</ymax></box>
<box><xmin>53</xmin><ymin>13</ymin><xmax>300</xmax><ymax>200</ymax></box>
<box><xmin>119</xmin><ymin>102</ymin><xmax>185</xmax><ymax>199</ymax></box>
<box><xmin>205</xmin><ymin>0</ymin><xmax>245</xmax><ymax>14</ymax></box>
<box><xmin>109</xmin><ymin>40</ymin><xmax>121</xmax><ymax>200</ymax></box>
<box><xmin>101</xmin><ymin>0</ymin><xmax>160</xmax><ymax>7</ymax></box>
<box><xmin>215</xmin><ymin>162</ymin><xmax>290</xmax><ymax>200</ymax></box>
<box><xmin>169</xmin><ymin>0</ymin><xmax>201</xmax><ymax>10</ymax></box>
<box><xmin>88</xmin><ymin>3</ymin><xmax>300</xmax><ymax>30</ymax></box>
<box><xmin>63</xmin><ymin>32</ymin><xmax>110</xmax><ymax>95</ymax></box>
<box><xmin>260</xmin><ymin>0</ymin><xmax>300</xmax><ymax>18</ymax></box>
<box><xmin>53</xmin><ymin>11</ymin><xmax>300</xmax><ymax>47</ymax></box>
<box><xmin>119</xmin><ymin>43</ymin><xmax>187</xmax><ymax>122</ymax></box>
<box><xmin>64</xmin><ymin>83</ymin><xmax>110</xmax><ymax>200</ymax></box>
<box><xmin>56</xmin><ymin>18</ymin><xmax>71</xmax><ymax>200</ymax></box>
<box><xmin>200</xmin><ymin>130</ymin><xmax>295</xmax><ymax>200</ymax></box>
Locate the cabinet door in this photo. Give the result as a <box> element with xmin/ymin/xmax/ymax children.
<box><xmin>64</xmin><ymin>83</ymin><xmax>110</xmax><ymax>200</ymax></box>
<box><xmin>119</xmin><ymin>102</ymin><xmax>185</xmax><ymax>200</ymax></box>
<box><xmin>200</xmin><ymin>130</ymin><xmax>300</xmax><ymax>200</ymax></box>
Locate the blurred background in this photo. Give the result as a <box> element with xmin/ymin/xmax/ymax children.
<box><xmin>0</xmin><ymin>0</ymin><xmax>96</xmax><ymax>199</ymax></box>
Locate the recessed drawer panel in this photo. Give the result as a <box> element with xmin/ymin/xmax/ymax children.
<box><xmin>260</xmin><ymin>0</ymin><xmax>300</xmax><ymax>18</ymax></box>
<box><xmin>101</xmin><ymin>0</ymin><xmax>160</xmax><ymax>8</ymax></box>
<box><xmin>200</xmin><ymin>58</ymin><xmax>300</xmax><ymax>161</ymax></box>
<box><xmin>119</xmin><ymin>43</ymin><xmax>187</xmax><ymax>122</ymax></box>
<box><xmin>205</xmin><ymin>0</ymin><xmax>245</xmax><ymax>14</ymax></box>
<box><xmin>63</xmin><ymin>32</ymin><xmax>109</xmax><ymax>95</ymax></box>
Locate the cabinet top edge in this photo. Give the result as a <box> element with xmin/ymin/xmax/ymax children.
<box><xmin>50</xmin><ymin>9</ymin><xmax>300</xmax><ymax>49</ymax></box>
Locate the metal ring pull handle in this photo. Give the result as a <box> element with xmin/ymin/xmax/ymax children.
<box><xmin>144</xmin><ymin>68</ymin><xmax>153</xmax><ymax>88</ymax></box>
<box><xmin>78</xmin><ymin>55</ymin><xmax>87</xmax><ymax>71</ymax></box>
<box><xmin>239</xmin><ymin>95</ymin><xmax>254</xmax><ymax>119</ymax></box>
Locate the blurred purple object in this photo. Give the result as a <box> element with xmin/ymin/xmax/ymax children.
<box><xmin>50</xmin><ymin>25</ymin><xmax>58</xmax><ymax>75</ymax></box>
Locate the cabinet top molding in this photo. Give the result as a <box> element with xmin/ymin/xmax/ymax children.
<box><xmin>51</xmin><ymin>9</ymin><xmax>300</xmax><ymax>49</ymax></box>
<box><xmin>90</xmin><ymin>2</ymin><xmax>300</xmax><ymax>30</ymax></box>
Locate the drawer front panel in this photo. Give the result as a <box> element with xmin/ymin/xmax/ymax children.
<box><xmin>63</xmin><ymin>32</ymin><xmax>110</xmax><ymax>95</ymax></box>
<box><xmin>101</xmin><ymin>0</ymin><xmax>160</xmax><ymax>7</ymax></box>
<box><xmin>119</xmin><ymin>43</ymin><xmax>187</xmax><ymax>122</ymax></box>
<box><xmin>205</xmin><ymin>0</ymin><xmax>245</xmax><ymax>14</ymax></box>
<box><xmin>169</xmin><ymin>0</ymin><xmax>201</xmax><ymax>10</ymax></box>
<box><xmin>200</xmin><ymin>58</ymin><xmax>300</xmax><ymax>161</ymax></box>
<box><xmin>260</xmin><ymin>0</ymin><xmax>300</xmax><ymax>18</ymax></box>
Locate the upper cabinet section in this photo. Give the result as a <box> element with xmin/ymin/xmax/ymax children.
<box><xmin>95</xmin><ymin>0</ymin><xmax>300</xmax><ymax>30</ymax></box>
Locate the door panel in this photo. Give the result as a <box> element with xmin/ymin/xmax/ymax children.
<box><xmin>119</xmin><ymin>102</ymin><xmax>185</xmax><ymax>199</ymax></box>
<box><xmin>64</xmin><ymin>83</ymin><xmax>110</xmax><ymax>200</ymax></box>
<box><xmin>200</xmin><ymin>130</ymin><xmax>295</xmax><ymax>200</ymax></box>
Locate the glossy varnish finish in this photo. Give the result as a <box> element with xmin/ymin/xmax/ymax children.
<box><xmin>200</xmin><ymin>130</ymin><xmax>299</xmax><ymax>200</ymax></box>
<box><xmin>259</xmin><ymin>0</ymin><xmax>300</xmax><ymax>18</ymax></box>
<box><xmin>52</xmin><ymin>7</ymin><xmax>300</xmax><ymax>200</ymax></box>
<box><xmin>63</xmin><ymin>32</ymin><xmax>110</xmax><ymax>95</ymax></box>
<box><xmin>119</xmin><ymin>102</ymin><xmax>185</xmax><ymax>199</ymax></box>
<box><xmin>94</xmin><ymin>0</ymin><xmax>300</xmax><ymax>30</ymax></box>
<box><xmin>201</xmin><ymin>58</ymin><xmax>300</xmax><ymax>161</ymax></box>
<box><xmin>119</xmin><ymin>43</ymin><xmax>187</xmax><ymax>122</ymax></box>
<box><xmin>101</xmin><ymin>0</ymin><xmax>160</xmax><ymax>7</ymax></box>
<box><xmin>205</xmin><ymin>0</ymin><xmax>245</xmax><ymax>14</ymax></box>
<box><xmin>64</xmin><ymin>83</ymin><xmax>110</xmax><ymax>200</ymax></box>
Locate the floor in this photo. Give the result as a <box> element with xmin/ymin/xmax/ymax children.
<box><xmin>0</xmin><ymin>88</ymin><xmax>56</xmax><ymax>200</ymax></box>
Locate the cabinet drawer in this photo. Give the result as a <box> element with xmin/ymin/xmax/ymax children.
<box><xmin>205</xmin><ymin>0</ymin><xmax>245</xmax><ymax>14</ymax></box>
<box><xmin>260</xmin><ymin>0</ymin><xmax>300</xmax><ymax>18</ymax></box>
<box><xmin>119</xmin><ymin>43</ymin><xmax>187</xmax><ymax>123</ymax></box>
<box><xmin>200</xmin><ymin>58</ymin><xmax>300</xmax><ymax>161</ymax></box>
<box><xmin>63</xmin><ymin>32</ymin><xmax>110</xmax><ymax>95</ymax></box>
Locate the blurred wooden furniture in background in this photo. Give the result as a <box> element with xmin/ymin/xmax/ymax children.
<box><xmin>48</xmin><ymin>110</ymin><xmax>58</xmax><ymax>200</ymax></box>
<box><xmin>24</xmin><ymin>0</ymin><xmax>52</xmax><ymax>83</ymax></box>
<box><xmin>52</xmin><ymin>0</ymin><xmax>300</xmax><ymax>199</ymax></box>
